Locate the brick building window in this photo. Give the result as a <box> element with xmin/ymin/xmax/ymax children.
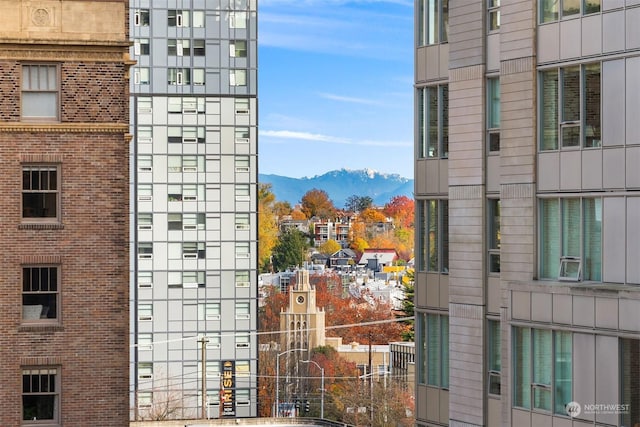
<box><xmin>22</xmin><ymin>368</ymin><xmax>59</xmax><ymax>423</ymax></box>
<box><xmin>22</xmin><ymin>266</ymin><xmax>58</xmax><ymax>323</ymax></box>
<box><xmin>22</xmin><ymin>65</ymin><xmax>59</xmax><ymax>121</ymax></box>
<box><xmin>22</xmin><ymin>166</ymin><xmax>59</xmax><ymax>221</ymax></box>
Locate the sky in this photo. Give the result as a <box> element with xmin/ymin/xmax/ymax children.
<box><xmin>258</xmin><ymin>0</ymin><xmax>415</xmax><ymax>179</ymax></box>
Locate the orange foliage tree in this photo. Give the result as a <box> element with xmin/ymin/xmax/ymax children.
<box><xmin>300</xmin><ymin>189</ymin><xmax>337</xmax><ymax>219</ymax></box>
<box><xmin>383</xmin><ymin>195</ymin><xmax>415</xmax><ymax>228</ymax></box>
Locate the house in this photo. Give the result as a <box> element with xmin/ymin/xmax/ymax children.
<box><xmin>358</xmin><ymin>249</ymin><xmax>399</xmax><ymax>272</ymax></box>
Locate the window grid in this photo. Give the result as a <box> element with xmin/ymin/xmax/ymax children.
<box><xmin>22</xmin><ymin>266</ymin><xmax>59</xmax><ymax>322</ymax></box>
<box><xmin>22</xmin><ymin>368</ymin><xmax>58</xmax><ymax>422</ymax></box>
<box><xmin>22</xmin><ymin>166</ymin><xmax>59</xmax><ymax>221</ymax></box>
<box><xmin>418</xmin><ymin>85</ymin><xmax>448</xmax><ymax>158</ymax></box>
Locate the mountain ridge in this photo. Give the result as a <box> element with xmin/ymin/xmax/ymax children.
<box><xmin>259</xmin><ymin>168</ymin><xmax>414</xmax><ymax>208</ymax></box>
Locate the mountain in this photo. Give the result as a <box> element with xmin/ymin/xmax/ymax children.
<box><xmin>259</xmin><ymin>168</ymin><xmax>414</xmax><ymax>208</ymax></box>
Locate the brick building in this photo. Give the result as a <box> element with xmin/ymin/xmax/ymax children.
<box><xmin>0</xmin><ymin>1</ymin><xmax>130</xmax><ymax>425</ymax></box>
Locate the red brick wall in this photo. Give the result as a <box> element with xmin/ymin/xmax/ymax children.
<box><xmin>0</xmin><ymin>56</ymin><xmax>130</xmax><ymax>425</ymax></box>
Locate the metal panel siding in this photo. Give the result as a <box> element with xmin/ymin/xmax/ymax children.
<box><xmin>603</xmin><ymin>197</ymin><xmax>626</xmax><ymax>283</ymax></box>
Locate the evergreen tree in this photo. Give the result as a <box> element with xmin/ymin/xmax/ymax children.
<box><xmin>271</xmin><ymin>229</ymin><xmax>310</xmax><ymax>272</ymax></box>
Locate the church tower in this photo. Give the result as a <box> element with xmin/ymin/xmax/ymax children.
<box><xmin>280</xmin><ymin>269</ymin><xmax>326</xmax><ymax>353</ymax></box>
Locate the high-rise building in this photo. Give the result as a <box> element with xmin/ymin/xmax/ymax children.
<box><xmin>415</xmin><ymin>1</ymin><xmax>640</xmax><ymax>426</ymax></box>
<box><xmin>129</xmin><ymin>0</ymin><xmax>258</xmax><ymax>419</ymax></box>
<box><xmin>0</xmin><ymin>1</ymin><xmax>130</xmax><ymax>425</ymax></box>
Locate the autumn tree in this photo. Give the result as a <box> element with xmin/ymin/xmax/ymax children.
<box><xmin>300</xmin><ymin>188</ymin><xmax>337</xmax><ymax>220</ymax></box>
<box><xmin>344</xmin><ymin>195</ymin><xmax>373</xmax><ymax>213</ymax></box>
<box><xmin>271</xmin><ymin>228</ymin><xmax>310</xmax><ymax>272</ymax></box>
<box><xmin>258</xmin><ymin>183</ymin><xmax>279</xmax><ymax>272</ymax></box>
<box><xmin>359</xmin><ymin>207</ymin><xmax>388</xmax><ymax>224</ymax></box>
<box><xmin>272</xmin><ymin>200</ymin><xmax>292</xmax><ymax>217</ymax></box>
<box><xmin>383</xmin><ymin>195</ymin><xmax>415</xmax><ymax>228</ymax></box>
<box><xmin>318</xmin><ymin>239</ymin><xmax>341</xmax><ymax>255</ymax></box>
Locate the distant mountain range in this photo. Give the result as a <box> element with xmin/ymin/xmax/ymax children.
<box><xmin>259</xmin><ymin>168</ymin><xmax>414</xmax><ymax>208</ymax></box>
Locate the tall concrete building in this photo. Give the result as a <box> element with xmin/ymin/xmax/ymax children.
<box><xmin>414</xmin><ymin>1</ymin><xmax>640</xmax><ymax>426</ymax></box>
<box><xmin>129</xmin><ymin>0</ymin><xmax>258</xmax><ymax>419</ymax></box>
<box><xmin>0</xmin><ymin>1</ymin><xmax>130</xmax><ymax>425</ymax></box>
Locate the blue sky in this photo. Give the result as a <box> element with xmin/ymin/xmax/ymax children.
<box><xmin>258</xmin><ymin>0</ymin><xmax>414</xmax><ymax>179</ymax></box>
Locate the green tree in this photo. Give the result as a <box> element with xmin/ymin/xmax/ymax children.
<box><xmin>344</xmin><ymin>195</ymin><xmax>373</xmax><ymax>213</ymax></box>
<box><xmin>271</xmin><ymin>229</ymin><xmax>310</xmax><ymax>272</ymax></box>
<box><xmin>401</xmin><ymin>270</ymin><xmax>415</xmax><ymax>341</ymax></box>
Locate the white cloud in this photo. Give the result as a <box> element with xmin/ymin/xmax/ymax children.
<box><xmin>260</xmin><ymin>129</ymin><xmax>411</xmax><ymax>147</ymax></box>
<box><xmin>318</xmin><ymin>92</ymin><xmax>383</xmax><ymax>106</ymax></box>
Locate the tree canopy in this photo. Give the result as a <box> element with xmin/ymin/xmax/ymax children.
<box><xmin>300</xmin><ymin>188</ymin><xmax>337</xmax><ymax>219</ymax></box>
<box><xmin>270</xmin><ymin>228</ymin><xmax>310</xmax><ymax>272</ymax></box>
<box><xmin>344</xmin><ymin>195</ymin><xmax>373</xmax><ymax>213</ymax></box>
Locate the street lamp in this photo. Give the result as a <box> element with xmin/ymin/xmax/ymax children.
<box><xmin>300</xmin><ymin>359</ymin><xmax>324</xmax><ymax>419</ymax></box>
<box><xmin>275</xmin><ymin>348</ymin><xmax>306</xmax><ymax>417</ymax></box>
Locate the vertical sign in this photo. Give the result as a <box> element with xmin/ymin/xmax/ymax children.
<box><xmin>221</xmin><ymin>361</ymin><xmax>235</xmax><ymax>417</ymax></box>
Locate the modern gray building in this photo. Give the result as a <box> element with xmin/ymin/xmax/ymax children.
<box><xmin>415</xmin><ymin>1</ymin><xmax>640</xmax><ymax>426</ymax></box>
<box><xmin>129</xmin><ymin>0</ymin><xmax>258</xmax><ymax>419</ymax></box>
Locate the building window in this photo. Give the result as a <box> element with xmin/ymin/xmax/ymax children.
<box><xmin>199</xmin><ymin>302</ymin><xmax>220</xmax><ymax>320</ymax></box>
<box><xmin>236</xmin><ymin>242</ymin><xmax>250</xmax><ymax>258</ymax></box>
<box><xmin>182</xmin><ymin>271</ymin><xmax>206</xmax><ymax>288</ymax></box>
<box><xmin>168</xmin><ymin>68</ymin><xmax>191</xmax><ymax>85</ymax></box>
<box><xmin>230</xmin><ymin>40</ymin><xmax>247</xmax><ymax>57</ymax></box>
<box><xmin>513</xmin><ymin>327</ymin><xmax>572</xmax><ymax>415</ymax></box>
<box><xmin>235</xmin><ymin>156</ymin><xmax>250</xmax><ymax>172</ymax></box>
<box><xmin>168</xmin><ymin>213</ymin><xmax>205</xmax><ymax>230</ymax></box>
<box><xmin>137</xmin><ymin>128</ymin><xmax>152</xmax><ymax>146</ymax></box>
<box><xmin>22</xmin><ymin>368</ymin><xmax>59</xmax><ymax>423</ymax></box>
<box><xmin>621</xmin><ymin>338</ymin><xmax>640</xmax><ymax>426</ymax></box>
<box><xmin>138</xmin><ymin>362</ymin><xmax>153</xmax><ymax>380</ymax></box>
<box><xmin>138</xmin><ymin>155</ymin><xmax>152</xmax><ymax>173</ymax></box>
<box><xmin>236</xmin><ymin>360</ymin><xmax>250</xmax><ymax>377</ymax></box>
<box><xmin>168</xmin><ymin>97</ymin><xmax>205</xmax><ymax>114</ymax></box>
<box><xmin>236</xmin><ymin>332</ymin><xmax>250</xmax><ymax>348</ymax></box>
<box><xmin>236</xmin><ymin>301</ymin><xmax>250</xmax><ymax>319</ymax></box>
<box><xmin>235</xmin><ymin>98</ymin><xmax>250</xmax><ymax>114</ymax></box>
<box><xmin>137</xmin><ymin>271</ymin><xmax>152</xmax><ymax>288</ymax></box>
<box><xmin>22</xmin><ymin>64</ymin><xmax>58</xmax><ymax>121</ymax></box>
<box><xmin>168</xmin><ymin>39</ymin><xmax>190</xmax><ymax>56</ymax></box>
<box><xmin>138</xmin><ymin>391</ymin><xmax>152</xmax><ymax>408</ymax></box>
<box><xmin>168</xmin><ymin>184</ymin><xmax>205</xmax><ymax>202</ymax></box>
<box><xmin>134</xmin><ymin>68</ymin><xmax>150</xmax><ymax>85</ymax></box>
<box><xmin>418</xmin><ymin>85</ymin><xmax>448</xmax><ymax>158</ymax></box>
<box><xmin>235</xmin><ymin>127</ymin><xmax>250</xmax><ymax>143</ymax></box>
<box><xmin>488</xmin><ymin>0</ymin><xmax>500</xmax><ymax>31</ymax></box>
<box><xmin>22</xmin><ymin>166</ymin><xmax>59</xmax><ymax>221</ymax></box>
<box><xmin>487</xmin><ymin>77</ymin><xmax>500</xmax><ymax>152</ymax></box>
<box><xmin>417</xmin><ymin>313</ymin><xmax>448</xmax><ymax>388</ymax></box>
<box><xmin>168</xmin><ymin>126</ymin><xmax>205</xmax><ymax>143</ymax></box>
<box><xmin>137</xmin><ymin>98</ymin><xmax>152</xmax><ymax>114</ymax></box>
<box><xmin>138</xmin><ymin>242</ymin><xmax>153</xmax><ymax>259</ymax></box>
<box><xmin>236</xmin><ymin>389</ymin><xmax>250</xmax><ymax>405</ymax></box>
<box><xmin>488</xmin><ymin>199</ymin><xmax>501</xmax><ymax>273</ymax></box>
<box><xmin>236</xmin><ymin>270</ymin><xmax>250</xmax><ymax>287</ymax></box>
<box><xmin>229</xmin><ymin>11</ymin><xmax>247</xmax><ymax>29</ymax></box>
<box><xmin>540</xmin><ymin>63</ymin><xmax>600</xmax><ymax>150</ymax></box>
<box><xmin>138</xmin><ymin>333</ymin><xmax>153</xmax><ymax>350</ymax></box>
<box><xmin>134</xmin><ymin>39</ymin><xmax>150</xmax><ymax>56</ymax></box>
<box><xmin>417</xmin><ymin>0</ymin><xmax>448</xmax><ymax>45</ymax></box>
<box><xmin>488</xmin><ymin>320</ymin><xmax>501</xmax><ymax>395</ymax></box>
<box><xmin>22</xmin><ymin>267</ymin><xmax>58</xmax><ymax>322</ymax></box>
<box><xmin>168</xmin><ymin>155</ymin><xmax>205</xmax><ymax>172</ymax></box>
<box><xmin>539</xmin><ymin>197</ymin><xmax>601</xmax><ymax>281</ymax></box>
<box><xmin>193</xmin><ymin>40</ymin><xmax>206</xmax><ymax>56</ymax></box>
<box><xmin>138</xmin><ymin>184</ymin><xmax>152</xmax><ymax>201</ymax></box>
<box><xmin>540</xmin><ymin>0</ymin><xmax>600</xmax><ymax>23</ymax></box>
<box><xmin>182</xmin><ymin>242</ymin><xmax>205</xmax><ymax>259</ymax></box>
<box><xmin>206</xmin><ymin>361</ymin><xmax>221</xmax><ymax>378</ymax></box>
<box><xmin>193</xmin><ymin>68</ymin><xmax>205</xmax><ymax>85</ymax></box>
<box><xmin>230</xmin><ymin>70</ymin><xmax>247</xmax><ymax>87</ymax></box>
<box><xmin>138</xmin><ymin>304</ymin><xmax>153</xmax><ymax>321</ymax></box>
<box><xmin>416</xmin><ymin>199</ymin><xmax>449</xmax><ymax>273</ymax></box>
<box><xmin>235</xmin><ymin>213</ymin><xmax>250</xmax><ymax>230</ymax></box>
<box><xmin>236</xmin><ymin>184</ymin><xmax>250</xmax><ymax>200</ymax></box>
<box><xmin>138</xmin><ymin>213</ymin><xmax>153</xmax><ymax>230</ymax></box>
<box><xmin>134</xmin><ymin>9</ymin><xmax>150</xmax><ymax>26</ymax></box>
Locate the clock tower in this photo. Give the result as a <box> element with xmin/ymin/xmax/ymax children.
<box><xmin>280</xmin><ymin>269</ymin><xmax>326</xmax><ymax>353</ymax></box>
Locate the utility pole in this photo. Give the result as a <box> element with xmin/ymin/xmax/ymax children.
<box><xmin>198</xmin><ymin>336</ymin><xmax>209</xmax><ymax>419</ymax></box>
